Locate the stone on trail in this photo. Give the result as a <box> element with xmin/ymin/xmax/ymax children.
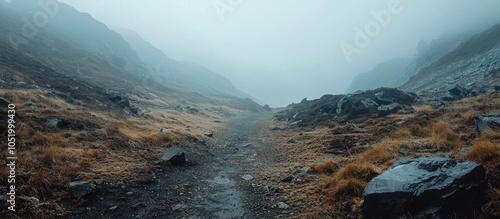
<box><xmin>69</xmin><ymin>181</ymin><xmax>95</xmax><ymax>198</ymax></box>
<box><xmin>362</xmin><ymin>157</ymin><xmax>486</xmax><ymax>219</ymax></box>
<box><xmin>277</xmin><ymin>202</ymin><xmax>290</xmax><ymax>209</ymax></box>
<box><xmin>161</xmin><ymin>147</ymin><xmax>186</xmax><ymax>165</ymax></box>
<box><xmin>241</xmin><ymin>175</ymin><xmax>254</xmax><ymax>181</ymax></box>
<box><xmin>204</xmin><ymin>131</ymin><xmax>214</xmax><ymax>137</ymax></box>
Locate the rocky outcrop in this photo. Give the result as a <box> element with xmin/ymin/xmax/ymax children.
<box><xmin>275</xmin><ymin>88</ymin><xmax>417</xmax><ymax>127</ymax></box>
<box><xmin>362</xmin><ymin>157</ymin><xmax>486</xmax><ymax>219</ymax></box>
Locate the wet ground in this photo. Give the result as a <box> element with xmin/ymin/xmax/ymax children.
<box><xmin>69</xmin><ymin>111</ymin><xmax>281</xmax><ymax>219</ymax></box>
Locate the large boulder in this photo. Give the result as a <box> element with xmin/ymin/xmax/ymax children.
<box><xmin>475</xmin><ymin>114</ymin><xmax>500</xmax><ymax>135</ymax></box>
<box><xmin>161</xmin><ymin>148</ymin><xmax>186</xmax><ymax>165</ymax></box>
<box><xmin>362</xmin><ymin>157</ymin><xmax>486</xmax><ymax>219</ymax></box>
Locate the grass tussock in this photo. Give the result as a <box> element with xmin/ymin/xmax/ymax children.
<box><xmin>309</xmin><ymin>160</ymin><xmax>338</xmax><ymax>175</ymax></box>
<box><xmin>428</xmin><ymin>121</ymin><xmax>461</xmax><ymax>150</ymax></box>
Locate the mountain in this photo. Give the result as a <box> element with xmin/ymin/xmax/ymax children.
<box><xmin>347</xmin><ymin>58</ymin><xmax>410</xmax><ymax>92</ymax></box>
<box><xmin>347</xmin><ymin>32</ymin><xmax>474</xmax><ymax>92</ymax></box>
<box><xmin>400</xmin><ymin>23</ymin><xmax>500</xmax><ymax>95</ymax></box>
<box><xmin>115</xmin><ymin>28</ymin><xmax>252</xmax><ymax>99</ymax></box>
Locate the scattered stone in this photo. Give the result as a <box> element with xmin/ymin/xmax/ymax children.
<box><xmin>269</xmin><ymin>125</ymin><xmax>283</xmax><ymax>131</ymax></box>
<box><xmin>109</xmin><ymin>206</ymin><xmax>118</xmax><ymax>210</ymax></box>
<box><xmin>69</xmin><ymin>181</ymin><xmax>95</xmax><ymax>198</ymax></box>
<box><xmin>127</xmin><ymin>140</ymin><xmax>139</xmax><ymax>148</ymax></box>
<box><xmin>475</xmin><ymin>114</ymin><xmax>500</xmax><ymax>135</ymax></box>
<box><xmin>398</xmin><ymin>148</ymin><xmax>410</xmax><ymax>156</ymax></box>
<box><xmin>94</xmin><ymin>178</ymin><xmax>104</xmax><ymax>185</ymax></box>
<box><xmin>270</xmin><ymin>186</ymin><xmax>280</xmax><ymax>193</ymax></box>
<box><xmin>29</xmin><ymin>104</ymin><xmax>38</xmax><ymax>111</ymax></box>
<box><xmin>241</xmin><ymin>175</ymin><xmax>254</xmax><ymax>181</ymax></box>
<box><xmin>161</xmin><ymin>148</ymin><xmax>186</xmax><ymax>165</ymax></box>
<box><xmin>287</xmin><ymin>139</ymin><xmax>296</xmax><ymax>144</ymax></box>
<box><xmin>362</xmin><ymin>157</ymin><xmax>486</xmax><ymax>219</ymax></box>
<box><xmin>281</xmin><ymin>175</ymin><xmax>296</xmax><ymax>183</ymax></box>
<box><xmin>204</xmin><ymin>131</ymin><xmax>214</xmax><ymax>137</ymax></box>
<box><xmin>160</xmin><ymin>128</ymin><xmax>171</xmax><ymax>134</ymax></box>
<box><xmin>172</xmin><ymin>203</ymin><xmax>188</xmax><ymax>211</ymax></box>
<box><xmin>277</xmin><ymin>202</ymin><xmax>290</xmax><ymax>209</ymax></box>
<box><xmin>127</xmin><ymin>192</ymin><xmax>134</xmax><ymax>195</ymax></box>
<box><xmin>186</xmin><ymin>106</ymin><xmax>199</xmax><ymax>113</ymax></box>
<box><xmin>46</xmin><ymin>118</ymin><xmax>61</xmax><ymax>127</ymax></box>
<box><xmin>294</xmin><ymin>166</ymin><xmax>310</xmax><ymax>174</ymax></box>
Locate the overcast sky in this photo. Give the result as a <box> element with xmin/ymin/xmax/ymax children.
<box><xmin>59</xmin><ymin>0</ymin><xmax>500</xmax><ymax>107</ymax></box>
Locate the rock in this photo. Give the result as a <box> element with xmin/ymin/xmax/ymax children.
<box><xmin>448</xmin><ymin>85</ymin><xmax>472</xmax><ymax>99</ymax></box>
<box><xmin>0</xmin><ymin>195</ymin><xmax>5</xmax><ymax>201</ymax></box>
<box><xmin>107</xmin><ymin>91</ymin><xmax>123</xmax><ymax>102</ymax></box>
<box><xmin>375</xmin><ymin>91</ymin><xmax>394</xmax><ymax>104</ymax></box>
<box><xmin>172</xmin><ymin>203</ymin><xmax>188</xmax><ymax>211</ymax></box>
<box><xmin>46</xmin><ymin>118</ymin><xmax>61</xmax><ymax>127</ymax></box>
<box><xmin>204</xmin><ymin>131</ymin><xmax>214</xmax><ymax>137</ymax></box>
<box><xmin>281</xmin><ymin>175</ymin><xmax>296</xmax><ymax>183</ymax></box>
<box><xmin>475</xmin><ymin>114</ymin><xmax>500</xmax><ymax>135</ymax></box>
<box><xmin>495</xmin><ymin>85</ymin><xmax>500</xmax><ymax>91</ymax></box>
<box><xmin>127</xmin><ymin>140</ymin><xmax>139</xmax><ymax>148</ymax></box>
<box><xmin>270</xmin><ymin>186</ymin><xmax>280</xmax><ymax>193</ymax></box>
<box><xmin>263</xmin><ymin>104</ymin><xmax>272</xmax><ymax>111</ymax></box>
<box><xmin>160</xmin><ymin>128</ymin><xmax>171</xmax><ymax>134</ymax></box>
<box><xmin>0</xmin><ymin>98</ymin><xmax>11</xmax><ymax>108</ymax></box>
<box><xmin>336</xmin><ymin>96</ymin><xmax>349</xmax><ymax>114</ymax></box>
<box><xmin>277</xmin><ymin>202</ymin><xmax>290</xmax><ymax>209</ymax></box>
<box><xmin>69</xmin><ymin>181</ymin><xmax>95</xmax><ymax>198</ymax></box>
<box><xmin>270</xmin><ymin>125</ymin><xmax>283</xmax><ymax>131</ymax></box>
<box><xmin>186</xmin><ymin>106</ymin><xmax>199</xmax><ymax>113</ymax></box>
<box><xmin>161</xmin><ymin>148</ymin><xmax>186</xmax><ymax>165</ymax></box>
<box><xmin>294</xmin><ymin>166</ymin><xmax>310</xmax><ymax>174</ymax></box>
<box><xmin>287</xmin><ymin>139</ymin><xmax>296</xmax><ymax>144</ymax></box>
<box><xmin>241</xmin><ymin>175</ymin><xmax>254</xmax><ymax>181</ymax></box>
<box><xmin>398</xmin><ymin>148</ymin><xmax>410</xmax><ymax>156</ymax></box>
<box><xmin>361</xmin><ymin>98</ymin><xmax>378</xmax><ymax>108</ymax></box>
<box><xmin>127</xmin><ymin>192</ymin><xmax>134</xmax><ymax>195</ymax></box>
<box><xmin>109</xmin><ymin>206</ymin><xmax>118</xmax><ymax>210</ymax></box>
<box><xmin>94</xmin><ymin>178</ymin><xmax>104</xmax><ymax>185</ymax></box>
<box><xmin>377</xmin><ymin>104</ymin><xmax>402</xmax><ymax>116</ymax></box>
<box><xmin>362</xmin><ymin>157</ymin><xmax>486</xmax><ymax>219</ymax></box>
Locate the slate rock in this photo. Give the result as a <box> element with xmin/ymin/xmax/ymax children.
<box><xmin>362</xmin><ymin>157</ymin><xmax>486</xmax><ymax>219</ymax></box>
<box><xmin>281</xmin><ymin>175</ymin><xmax>296</xmax><ymax>183</ymax></box>
<box><xmin>204</xmin><ymin>131</ymin><xmax>214</xmax><ymax>137</ymax></box>
<box><xmin>161</xmin><ymin>148</ymin><xmax>186</xmax><ymax>165</ymax></box>
<box><xmin>377</xmin><ymin>104</ymin><xmax>402</xmax><ymax>116</ymax></box>
<box><xmin>277</xmin><ymin>202</ymin><xmax>290</xmax><ymax>209</ymax></box>
<box><xmin>69</xmin><ymin>181</ymin><xmax>95</xmax><ymax>198</ymax></box>
<box><xmin>475</xmin><ymin>114</ymin><xmax>500</xmax><ymax>135</ymax></box>
<box><xmin>160</xmin><ymin>128</ymin><xmax>171</xmax><ymax>134</ymax></box>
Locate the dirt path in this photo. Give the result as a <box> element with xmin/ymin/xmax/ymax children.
<box><xmin>69</xmin><ymin>111</ymin><xmax>282</xmax><ymax>219</ymax></box>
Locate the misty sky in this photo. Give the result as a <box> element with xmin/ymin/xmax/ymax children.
<box><xmin>59</xmin><ymin>0</ymin><xmax>500</xmax><ymax>107</ymax></box>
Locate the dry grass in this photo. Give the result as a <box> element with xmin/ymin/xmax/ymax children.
<box><xmin>428</xmin><ymin>121</ymin><xmax>461</xmax><ymax>150</ymax></box>
<box><xmin>309</xmin><ymin>160</ymin><xmax>338</xmax><ymax>175</ymax></box>
<box><xmin>0</xmin><ymin>88</ymin><xmax>231</xmax><ymax>217</ymax></box>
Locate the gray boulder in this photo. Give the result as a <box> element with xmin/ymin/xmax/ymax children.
<box><xmin>161</xmin><ymin>148</ymin><xmax>186</xmax><ymax>165</ymax></box>
<box><xmin>69</xmin><ymin>181</ymin><xmax>95</xmax><ymax>198</ymax></box>
<box><xmin>377</xmin><ymin>104</ymin><xmax>402</xmax><ymax>116</ymax></box>
<box><xmin>362</xmin><ymin>157</ymin><xmax>486</xmax><ymax>219</ymax></box>
<box><xmin>475</xmin><ymin>114</ymin><xmax>500</xmax><ymax>135</ymax></box>
<box><xmin>204</xmin><ymin>131</ymin><xmax>214</xmax><ymax>137</ymax></box>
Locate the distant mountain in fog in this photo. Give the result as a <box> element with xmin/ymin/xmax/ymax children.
<box><xmin>347</xmin><ymin>32</ymin><xmax>475</xmax><ymax>93</ymax></box>
<box><xmin>115</xmin><ymin>28</ymin><xmax>252</xmax><ymax>99</ymax></box>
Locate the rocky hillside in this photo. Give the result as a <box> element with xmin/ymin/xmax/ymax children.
<box><xmin>401</xmin><ymin>23</ymin><xmax>500</xmax><ymax>96</ymax></box>
<box><xmin>348</xmin><ymin>32</ymin><xmax>473</xmax><ymax>92</ymax></box>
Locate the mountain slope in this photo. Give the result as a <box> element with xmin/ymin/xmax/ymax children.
<box><xmin>348</xmin><ymin>32</ymin><xmax>473</xmax><ymax>92</ymax></box>
<box><xmin>115</xmin><ymin>28</ymin><xmax>252</xmax><ymax>99</ymax></box>
<box><xmin>400</xmin><ymin>23</ymin><xmax>500</xmax><ymax>95</ymax></box>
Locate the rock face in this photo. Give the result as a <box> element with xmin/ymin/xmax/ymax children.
<box><xmin>69</xmin><ymin>181</ymin><xmax>95</xmax><ymax>198</ymax></box>
<box><xmin>362</xmin><ymin>157</ymin><xmax>486</xmax><ymax>219</ymax></box>
<box><xmin>161</xmin><ymin>148</ymin><xmax>186</xmax><ymax>165</ymax></box>
<box><xmin>475</xmin><ymin>114</ymin><xmax>500</xmax><ymax>135</ymax></box>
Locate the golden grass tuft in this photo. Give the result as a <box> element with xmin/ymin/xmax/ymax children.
<box><xmin>413</xmin><ymin>104</ymin><xmax>433</xmax><ymax>114</ymax></box>
<box><xmin>328</xmin><ymin>178</ymin><xmax>367</xmax><ymax>203</ymax></box>
<box><xmin>464</xmin><ymin>138</ymin><xmax>500</xmax><ymax>169</ymax></box>
<box><xmin>309</xmin><ymin>160</ymin><xmax>338</xmax><ymax>175</ymax></box>
<box><xmin>333</xmin><ymin>162</ymin><xmax>380</xmax><ymax>183</ymax></box>
<box><xmin>428</xmin><ymin>121</ymin><xmax>461</xmax><ymax>150</ymax></box>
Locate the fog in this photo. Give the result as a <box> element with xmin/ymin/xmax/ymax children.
<box><xmin>60</xmin><ymin>0</ymin><xmax>500</xmax><ymax>107</ymax></box>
